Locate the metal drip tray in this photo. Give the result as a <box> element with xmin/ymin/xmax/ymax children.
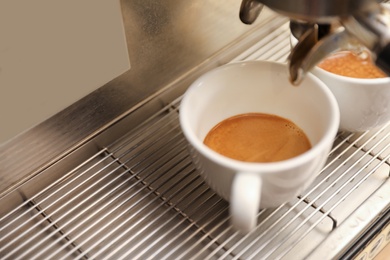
<box><xmin>1</xmin><ymin>100</ymin><xmax>390</xmax><ymax>259</ymax></box>
<box><xmin>1</xmin><ymin>14</ymin><xmax>390</xmax><ymax>260</ymax></box>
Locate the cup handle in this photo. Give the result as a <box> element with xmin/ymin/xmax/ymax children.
<box><xmin>230</xmin><ymin>172</ymin><xmax>262</xmax><ymax>233</ymax></box>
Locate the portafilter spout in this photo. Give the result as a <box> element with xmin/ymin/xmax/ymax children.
<box><xmin>239</xmin><ymin>0</ymin><xmax>390</xmax><ymax>85</ymax></box>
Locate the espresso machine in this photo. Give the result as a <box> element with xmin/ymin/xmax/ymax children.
<box><xmin>1</xmin><ymin>1</ymin><xmax>390</xmax><ymax>259</ymax></box>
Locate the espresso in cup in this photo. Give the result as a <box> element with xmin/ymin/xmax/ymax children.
<box><xmin>291</xmin><ymin>29</ymin><xmax>390</xmax><ymax>131</ymax></box>
<box><xmin>310</xmin><ymin>49</ymin><xmax>390</xmax><ymax>132</ymax></box>
<box><xmin>179</xmin><ymin>60</ymin><xmax>339</xmax><ymax>233</ymax></box>
<box><xmin>317</xmin><ymin>50</ymin><xmax>386</xmax><ymax>79</ymax></box>
<box><xmin>204</xmin><ymin>113</ymin><xmax>311</xmax><ymax>163</ymax></box>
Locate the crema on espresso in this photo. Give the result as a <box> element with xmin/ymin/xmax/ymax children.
<box><xmin>204</xmin><ymin>113</ymin><xmax>311</xmax><ymax>163</ymax></box>
<box><xmin>318</xmin><ymin>50</ymin><xmax>386</xmax><ymax>79</ymax></box>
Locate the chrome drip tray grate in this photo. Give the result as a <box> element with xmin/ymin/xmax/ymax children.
<box><xmin>1</xmin><ymin>97</ymin><xmax>390</xmax><ymax>259</ymax></box>
<box><xmin>1</xmin><ymin>17</ymin><xmax>390</xmax><ymax>260</ymax></box>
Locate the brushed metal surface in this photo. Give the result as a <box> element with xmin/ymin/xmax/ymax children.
<box><xmin>0</xmin><ymin>1</ymin><xmax>276</xmax><ymax>197</ymax></box>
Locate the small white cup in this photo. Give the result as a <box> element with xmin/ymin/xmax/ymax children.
<box><xmin>290</xmin><ymin>33</ymin><xmax>390</xmax><ymax>132</ymax></box>
<box><xmin>311</xmin><ymin>66</ymin><xmax>390</xmax><ymax>132</ymax></box>
<box><xmin>179</xmin><ymin>60</ymin><xmax>340</xmax><ymax>233</ymax></box>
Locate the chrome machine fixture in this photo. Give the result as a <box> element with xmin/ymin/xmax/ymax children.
<box><xmin>240</xmin><ymin>0</ymin><xmax>390</xmax><ymax>84</ymax></box>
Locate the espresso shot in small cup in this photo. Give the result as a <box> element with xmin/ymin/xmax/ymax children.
<box><xmin>290</xmin><ymin>33</ymin><xmax>390</xmax><ymax>132</ymax></box>
<box><xmin>312</xmin><ymin>52</ymin><xmax>390</xmax><ymax>132</ymax></box>
<box><xmin>179</xmin><ymin>60</ymin><xmax>339</xmax><ymax>233</ymax></box>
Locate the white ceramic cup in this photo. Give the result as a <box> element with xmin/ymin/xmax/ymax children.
<box><xmin>311</xmin><ymin>66</ymin><xmax>390</xmax><ymax>132</ymax></box>
<box><xmin>179</xmin><ymin>60</ymin><xmax>340</xmax><ymax>233</ymax></box>
<box><xmin>290</xmin><ymin>33</ymin><xmax>390</xmax><ymax>132</ymax></box>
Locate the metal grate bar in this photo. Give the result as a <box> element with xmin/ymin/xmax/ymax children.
<box><xmin>1</xmin><ymin>107</ymin><xmax>184</xmax><ymax>259</ymax></box>
<box><xmin>211</xmin><ymin>207</ymin><xmax>285</xmax><ymax>260</ymax></box>
<box><xmin>108</xmin><ymin>106</ymin><xmax>181</xmax><ymax>159</ymax></box>
<box><xmin>95</xmin><ymin>174</ymin><xmax>204</xmax><ymax>260</ymax></box>
<box><xmin>231</xmin><ymin>17</ymin><xmax>289</xmax><ymax>62</ymax></box>
<box><xmin>174</xmin><ymin>212</ymin><xmax>233</xmax><ymax>260</ymax></box>
<box><xmin>275</xmin><ymin>148</ymin><xmax>390</xmax><ymax>260</ymax></box>
<box><xmin>0</xmin><ymin>148</ymin><xmax>107</xmax><ymax>227</ymax></box>
<box><xmin>145</xmin><ymin>196</ymin><xmax>226</xmax><ymax>259</ymax></box>
<box><xmin>0</xmin><ymin>150</ymin><xmax>124</xmax><ymax>258</ymax></box>
<box><xmin>55</xmin><ymin>146</ymin><xmax>190</xmax><ymax>259</ymax></box>
<box><xmin>34</xmin><ymin>131</ymin><xmax>187</xmax><ymax>259</ymax></box>
<box><xmin>74</xmin><ymin>165</ymin><xmax>198</xmax><ymax>259</ymax></box>
<box><xmin>58</xmin><ymin>152</ymin><xmax>186</xmax><ymax>258</ymax></box>
<box><xmin>297</xmin><ymin>195</ymin><xmax>338</xmax><ymax>230</ymax></box>
<box><xmin>259</xmin><ymin>142</ymin><xmax>390</xmax><ymax>259</ymax></box>
<box><xmin>3</xmin><ymin>146</ymin><xmax>144</xmax><ymax>257</ymax></box>
<box><xmin>9</xmin><ymin>163</ymin><xmax>135</xmax><ymax>260</ymax></box>
<box><xmin>32</xmin><ymin>153</ymin><xmax>184</xmax><ymax>260</ymax></box>
<box><xmin>26</xmin><ymin>197</ymin><xmax>89</xmax><ymax>259</ymax></box>
<box><xmin>127</xmin><ymin>191</ymin><xmax>219</xmax><ymax>259</ymax></box>
<box><xmin>54</xmin><ymin>129</ymin><xmax>193</xmax><ymax>258</ymax></box>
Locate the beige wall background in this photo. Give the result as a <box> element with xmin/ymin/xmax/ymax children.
<box><xmin>0</xmin><ymin>0</ymin><xmax>130</xmax><ymax>144</ymax></box>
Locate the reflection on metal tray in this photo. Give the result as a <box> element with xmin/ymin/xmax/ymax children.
<box><xmin>1</xmin><ymin>10</ymin><xmax>390</xmax><ymax>260</ymax></box>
